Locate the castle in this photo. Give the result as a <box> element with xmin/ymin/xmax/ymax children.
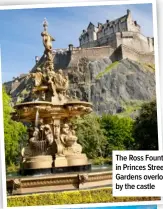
<box><xmin>49</xmin><ymin>9</ymin><xmax>154</xmax><ymax>71</ymax></box>
<box><xmin>79</xmin><ymin>9</ymin><xmax>154</xmax><ymax>53</ymax></box>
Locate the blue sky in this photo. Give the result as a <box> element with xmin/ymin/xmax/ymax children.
<box><xmin>75</xmin><ymin>205</ymin><xmax>157</xmax><ymax>209</ymax></box>
<box><xmin>65</xmin><ymin>205</ymin><xmax>157</xmax><ymax>209</ymax></box>
<box><xmin>0</xmin><ymin>3</ymin><xmax>153</xmax><ymax>82</ymax></box>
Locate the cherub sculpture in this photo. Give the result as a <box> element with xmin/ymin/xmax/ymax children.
<box><xmin>60</xmin><ymin>123</ymin><xmax>82</xmax><ymax>155</ymax></box>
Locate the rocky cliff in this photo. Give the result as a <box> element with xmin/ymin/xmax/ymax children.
<box><xmin>4</xmin><ymin>58</ymin><xmax>156</xmax><ymax>117</ymax></box>
<box><xmin>68</xmin><ymin>57</ymin><xmax>155</xmax><ymax>115</ymax></box>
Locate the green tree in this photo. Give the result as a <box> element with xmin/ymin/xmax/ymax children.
<box><xmin>133</xmin><ymin>100</ymin><xmax>158</xmax><ymax>150</ymax></box>
<box><xmin>72</xmin><ymin>114</ymin><xmax>107</xmax><ymax>159</ymax></box>
<box><xmin>3</xmin><ymin>86</ymin><xmax>27</xmax><ymax>166</ymax></box>
<box><xmin>101</xmin><ymin>115</ymin><xmax>135</xmax><ymax>154</ymax></box>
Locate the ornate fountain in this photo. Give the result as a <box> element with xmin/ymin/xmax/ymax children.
<box><xmin>7</xmin><ymin>19</ymin><xmax>112</xmax><ymax>195</ymax></box>
<box><xmin>13</xmin><ymin>18</ymin><xmax>92</xmax><ymax>175</ymax></box>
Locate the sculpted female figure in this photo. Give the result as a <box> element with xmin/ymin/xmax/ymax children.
<box><xmin>41</xmin><ymin>31</ymin><xmax>55</xmax><ymax>61</ymax></box>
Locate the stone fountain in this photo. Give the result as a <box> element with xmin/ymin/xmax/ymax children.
<box><xmin>7</xmin><ymin>19</ymin><xmax>112</xmax><ymax>195</ymax></box>
<box><xmin>13</xmin><ymin>18</ymin><xmax>92</xmax><ymax>175</ymax></box>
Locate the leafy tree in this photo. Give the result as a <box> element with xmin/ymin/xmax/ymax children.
<box><xmin>3</xmin><ymin>86</ymin><xmax>27</xmax><ymax>166</ymax></box>
<box><xmin>101</xmin><ymin>115</ymin><xmax>135</xmax><ymax>155</ymax></box>
<box><xmin>72</xmin><ymin>114</ymin><xmax>107</xmax><ymax>159</ymax></box>
<box><xmin>133</xmin><ymin>100</ymin><xmax>158</xmax><ymax>150</ymax></box>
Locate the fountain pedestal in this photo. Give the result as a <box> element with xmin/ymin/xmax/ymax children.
<box><xmin>66</xmin><ymin>154</ymin><xmax>88</xmax><ymax>166</ymax></box>
<box><xmin>23</xmin><ymin>155</ymin><xmax>53</xmax><ymax>170</ymax></box>
<box><xmin>54</xmin><ymin>156</ymin><xmax>68</xmax><ymax>167</ymax></box>
<box><xmin>21</xmin><ymin>155</ymin><xmax>53</xmax><ymax>175</ymax></box>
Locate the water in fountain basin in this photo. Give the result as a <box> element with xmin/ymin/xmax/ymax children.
<box><xmin>35</xmin><ymin>109</ymin><xmax>39</xmax><ymax>128</ymax></box>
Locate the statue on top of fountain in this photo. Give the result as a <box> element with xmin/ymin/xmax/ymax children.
<box><xmin>41</xmin><ymin>18</ymin><xmax>55</xmax><ymax>63</ymax></box>
<box><xmin>27</xmin><ymin>18</ymin><xmax>70</xmax><ymax>104</ymax></box>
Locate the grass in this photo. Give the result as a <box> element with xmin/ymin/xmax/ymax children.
<box><xmin>136</xmin><ymin>62</ymin><xmax>155</xmax><ymax>73</ymax></box>
<box><xmin>117</xmin><ymin>100</ymin><xmax>145</xmax><ymax>118</ymax></box>
<box><xmin>95</xmin><ymin>60</ymin><xmax>155</xmax><ymax>80</ymax></box>
<box><xmin>20</xmin><ymin>88</ymin><xmax>29</xmax><ymax>96</ymax></box>
<box><xmin>96</xmin><ymin>61</ymin><xmax>119</xmax><ymax>79</ymax></box>
<box><xmin>142</xmin><ymin>63</ymin><xmax>155</xmax><ymax>73</ymax></box>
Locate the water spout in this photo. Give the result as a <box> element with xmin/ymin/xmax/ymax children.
<box><xmin>35</xmin><ymin>108</ymin><xmax>39</xmax><ymax>128</ymax></box>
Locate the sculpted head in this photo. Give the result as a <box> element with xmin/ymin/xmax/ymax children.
<box><xmin>62</xmin><ymin>123</ymin><xmax>69</xmax><ymax>134</ymax></box>
<box><xmin>36</xmin><ymin>67</ymin><xmax>42</xmax><ymax>72</ymax></box>
<box><xmin>58</xmin><ymin>69</ymin><xmax>63</xmax><ymax>74</ymax></box>
<box><xmin>41</xmin><ymin>31</ymin><xmax>48</xmax><ymax>37</ymax></box>
<box><xmin>39</xmin><ymin>118</ymin><xmax>44</xmax><ymax>125</ymax></box>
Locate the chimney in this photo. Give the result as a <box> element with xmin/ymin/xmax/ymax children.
<box><xmin>35</xmin><ymin>56</ymin><xmax>39</xmax><ymax>64</ymax></box>
<box><xmin>127</xmin><ymin>9</ymin><xmax>131</xmax><ymax>16</ymax></box>
<box><xmin>134</xmin><ymin>21</ymin><xmax>137</xmax><ymax>26</ymax></box>
<box><xmin>69</xmin><ymin>44</ymin><xmax>73</xmax><ymax>51</ymax></box>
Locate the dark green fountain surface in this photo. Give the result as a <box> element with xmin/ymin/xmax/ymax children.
<box><xmin>6</xmin><ymin>164</ymin><xmax>112</xmax><ymax>179</ymax></box>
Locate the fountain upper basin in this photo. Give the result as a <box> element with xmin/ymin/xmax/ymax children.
<box><xmin>12</xmin><ymin>100</ymin><xmax>93</xmax><ymax>122</ymax></box>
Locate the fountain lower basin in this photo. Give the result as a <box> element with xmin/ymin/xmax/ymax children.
<box><xmin>7</xmin><ymin>165</ymin><xmax>112</xmax><ymax>195</ymax></box>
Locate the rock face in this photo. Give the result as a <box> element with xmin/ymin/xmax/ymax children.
<box><xmin>68</xmin><ymin>58</ymin><xmax>155</xmax><ymax>115</ymax></box>
<box><xmin>4</xmin><ymin>58</ymin><xmax>156</xmax><ymax>115</ymax></box>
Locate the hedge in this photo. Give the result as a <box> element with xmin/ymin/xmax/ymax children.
<box><xmin>7</xmin><ymin>187</ymin><xmax>160</xmax><ymax>207</ymax></box>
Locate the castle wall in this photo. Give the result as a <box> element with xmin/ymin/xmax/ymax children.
<box><xmin>87</xmin><ymin>25</ymin><xmax>98</xmax><ymax>42</ymax></box>
<box><xmin>97</xmin><ymin>33</ymin><xmax>117</xmax><ymax>48</ymax></box>
<box><xmin>11</xmin><ymin>80</ymin><xmax>20</xmax><ymax>93</ymax></box>
<box><xmin>79</xmin><ymin>40</ymin><xmax>99</xmax><ymax>48</ymax></box>
<box><xmin>126</xmin><ymin>10</ymin><xmax>140</xmax><ymax>33</ymax></box>
<box><xmin>54</xmin><ymin>51</ymin><xmax>72</xmax><ymax>69</ymax></box>
<box><xmin>81</xmin><ymin>33</ymin><xmax>117</xmax><ymax>49</ymax></box>
<box><xmin>4</xmin><ymin>81</ymin><xmax>12</xmax><ymax>94</ymax></box>
<box><xmin>80</xmin><ymin>31</ymin><xmax>154</xmax><ymax>54</ymax></box>
<box><xmin>97</xmin><ymin>19</ymin><xmax>128</xmax><ymax>40</ymax></box>
<box><xmin>54</xmin><ymin>41</ymin><xmax>154</xmax><ymax>71</ymax></box>
<box><xmin>54</xmin><ymin>46</ymin><xmax>115</xmax><ymax>69</ymax></box>
<box><xmin>116</xmin><ymin>32</ymin><xmax>154</xmax><ymax>53</ymax></box>
<box><xmin>120</xmin><ymin>44</ymin><xmax>154</xmax><ymax>64</ymax></box>
<box><xmin>71</xmin><ymin>46</ymin><xmax>115</xmax><ymax>61</ymax></box>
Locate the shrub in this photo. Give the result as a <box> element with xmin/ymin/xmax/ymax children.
<box><xmin>7</xmin><ymin>187</ymin><xmax>160</xmax><ymax>207</ymax></box>
<box><xmin>3</xmin><ymin>86</ymin><xmax>27</xmax><ymax>167</ymax></box>
<box><xmin>133</xmin><ymin>99</ymin><xmax>158</xmax><ymax>150</ymax></box>
<box><xmin>92</xmin><ymin>157</ymin><xmax>112</xmax><ymax>165</ymax></box>
<box><xmin>101</xmin><ymin>115</ymin><xmax>135</xmax><ymax>155</ymax></box>
<box><xmin>71</xmin><ymin>114</ymin><xmax>107</xmax><ymax>159</ymax></box>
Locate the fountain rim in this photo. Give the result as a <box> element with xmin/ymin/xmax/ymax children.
<box><xmin>14</xmin><ymin>100</ymin><xmax>93</xmax><ymax>108</ymax></box>
<box><xmin>7</xmin><ymin>170</ymin><xmax>112</xmax><ymax>181</ymax></box>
